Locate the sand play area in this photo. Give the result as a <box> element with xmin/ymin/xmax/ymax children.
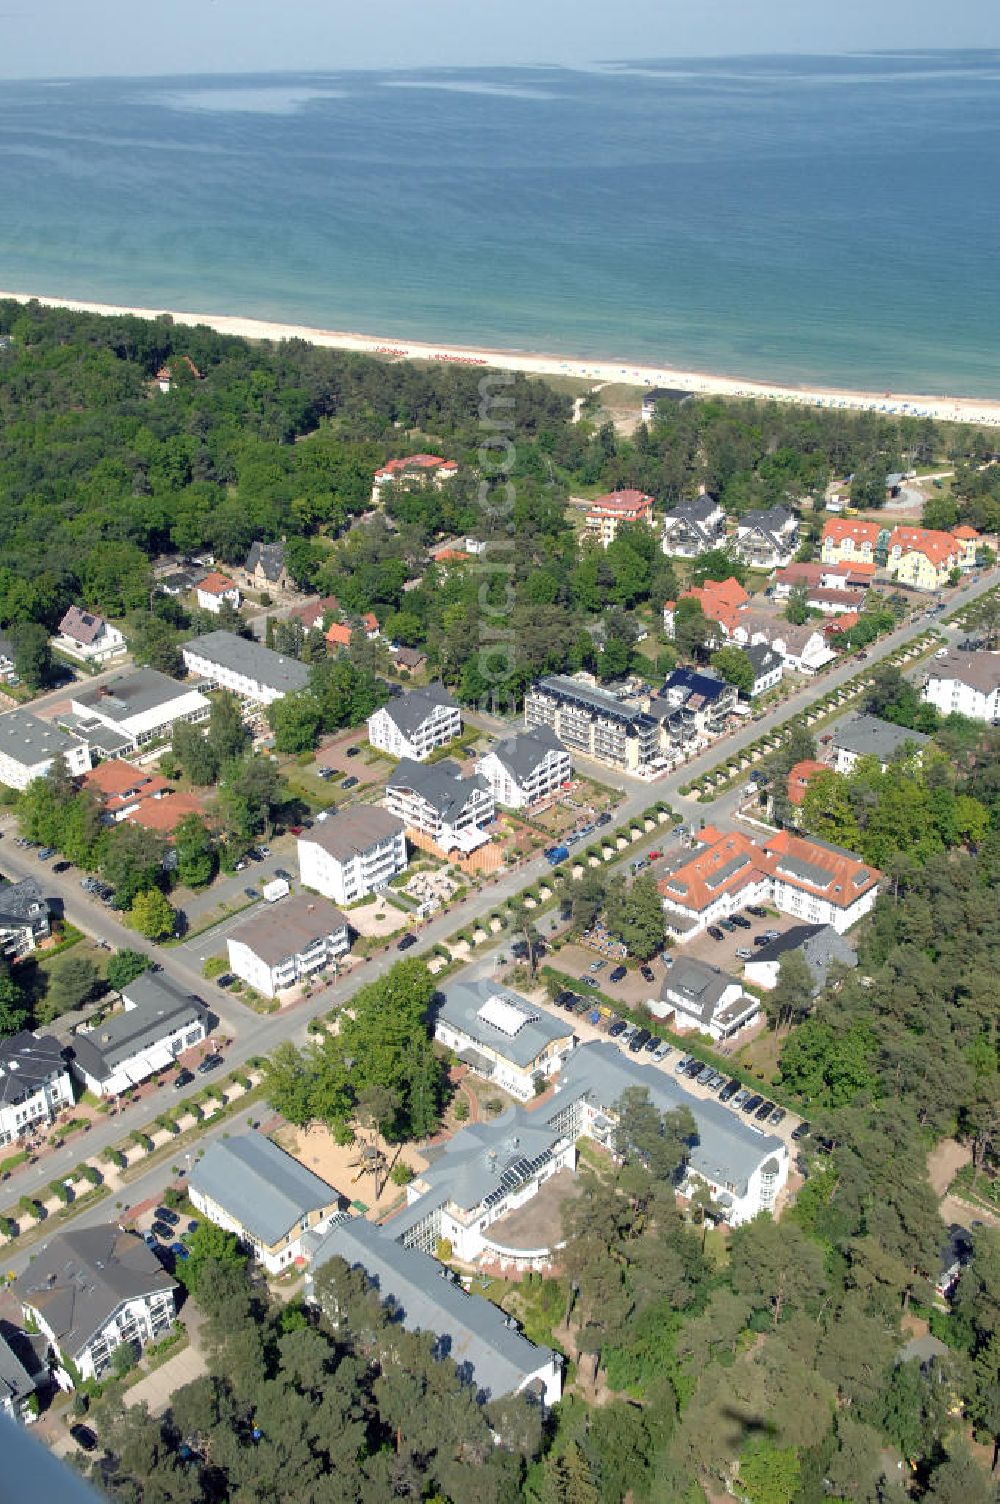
<box><xmin>346</xmin><ymin>895</ymin><xmax>411</xmax><ymax>939</ymax></box>
<box><xmin>275</xmin><ymin>1120</ymin><xmax>429</xmax><ymax>1219</ymax></box>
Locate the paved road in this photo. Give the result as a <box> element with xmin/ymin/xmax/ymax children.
<box><xmin>2</xmin><ymin>568</ymin><xmax>995</xmax><ymax>1214</ymax></box>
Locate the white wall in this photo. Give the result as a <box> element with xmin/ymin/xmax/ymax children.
<box><xmin>297</xmin><ymin>829</ymin><xmax>407</xmax><ymax>905</ymax></box>
<box><xmin>923</xmin><ymin>674</ymin><xmax>1000</xmax><ymax>723</ymax></box>
<box><xmin>0</xmin><ymin>1066</ymin><xmax>74</xmax><ymax>1146</ymax></box>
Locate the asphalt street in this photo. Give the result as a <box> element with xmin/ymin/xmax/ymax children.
<box><xmin>1</xmin><ymin>567</ymin><xmax>995</xmax><ymax>1220</ymax></box>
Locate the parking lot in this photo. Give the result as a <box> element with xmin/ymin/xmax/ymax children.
<box><xmin>672</xmin><ymin>907</ymin><xmax>804</xmax><ymax>976</ymax></box>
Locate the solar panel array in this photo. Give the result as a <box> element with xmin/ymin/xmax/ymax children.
<box><xmin>476</xmin><ymin>993</ymin><xmax>537</xmax><ymax>1037</ymax></box>
<box><xmin>481</xmin><ymin>1148</ymin><xmax>553</xmax><ymax>1211</ymax></box>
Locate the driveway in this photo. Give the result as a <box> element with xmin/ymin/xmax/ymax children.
<box><xmin>123</xmin><ymin>1340</ymin><xmax>206</xmax><ymax>1412</ymax></box>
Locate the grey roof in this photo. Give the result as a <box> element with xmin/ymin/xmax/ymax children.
<box><xmin>72</xmin><ymin>667</ymin><xmax>204</xmax><ymax>724</ymax></box>
<box><xmin>382</xmin><ymin>682</ymin><xmax>458</xmax><ymax>737</ymax></box>
<box><xmin>744</xmin><ymin>642</ymin><xmax>782</xmax><ymax>678</ymax></box>
<box><xmin>14</xmin><ymin>1225</ymin><xmax>175</xmax><ymax>1362</ymax></box>
<box><xmin>0</xmin><ymin>877</ymin><xmax>48</xmax><ymax>929</ymax></box>
<box><xmin>0</xmin><ymin>709</ymin><xmax>79</xmax><ymax>768</ymax></box>
<box><xmin>486</xmin><ymin>725</ymin><xmax>567</xmax><ymax>784</ymax></box>
<box><xmin>660</xmin><ymin>957</ymin><xmax>744</xmax><ymax>1028</ymax></box>
<box><xmin>832</xmin><ymin>712</ymin><xmax>930</xmax><ymax>761</ymax></box>
<box><xmin>190</xmin><ymin>1130</ymin><xmax>341</xmax><ymax>1247</ymax></box>
<box><xmin>392</xmin><ymin>1106</ymin><xmax>567</xmax><ymax>1236</ymax></box>
<box><xmin>745</xmin><ymin>923</ymin><xmax>857</xmax><ymax>993</ymax></box>
<box><xmin>897</xmin><ymin>1333</ymin><xmax>949</xmax><ymax>1366</ymax></box>
<box><xmin>69</xmin><ymin>974</ymin><xmax>208</xmax><ymax>1081</ymax></box>
<box><xmin>662</xmin><ymin>495</ymin><xmax>723</xmax><ymax>528</ymax></box>
<box><xmin>435</xmin><ymin>979</ymin><xmax>574</xmax><ymax>1070</ymax></box>
<box><xmin>740</xmin><ymin>505</ymin><xmax>795</xmax><ymax>535</ymax></box>
<box><xmin>71</xmin><ymin>721</ymin><xmax>134</xmax><ymax>755</ymax></box>
<box><xmin>303</xmin><ymin>806</ymin><xmax>405</xmax><ymax>862</ymax></box>
<box><xmin>926</xmin><ymin>649</ymin><xmax>1000</xmax><ymax>696</ymax></box>
<box><xmin>246</xmin><ymin>540</ymin><xmax>287</xmax><ymax>581</ymax></box>
<box><xmin>182</xmin><ymin>632</ymin><xmax>310</xmax><ymax>694</ymax></box>
<box><xmin>310</xmin><ymin>1215</ymin><xmax>554</xmax><ymax>1399</ymax></box>
<box><xmin>0</xmin><ymin>1031</ymin><xmax>67</xmax><ymax>1107</ymax></box>
<box><xmin>387</xmin><ymin>758</ymin><xmax>489</xmax><ymax>820</ymax></box>
<box><xmin>531</xmin><ymin>676</ymin><xmax>656</xmax><ymax>729</ymax></box>
<box><xmin>159</xmin><ymin>570</ymin><xmax>196</xmax><ymax>592</ymax></box>
<box><xmin>0</xmin><ymin>1322</ymin><xmax>45</xmax><ymax>1407</ymax></box>
<box><xmin>549</xmin><ymin>1042</ymin><xmax>784</xmax><ymax>1197</ymax></box>
<box><xmin>226</xmin><ymin>892</ymin><xmax>348</xmax><ymax>966</ymax></box>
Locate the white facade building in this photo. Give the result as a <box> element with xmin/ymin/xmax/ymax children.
<box><xmin>297</xmin><ymin>806</ymin><xmax>407</xmax><ymax>906</ymax></box>
<box><xmin>367</xmin><ymin>683</ymin><xmax>462</xmax><ymax>761</ymax></box>
<box><xmin>651</xmin><ymin>956</ymin><xmax>759</xmax><ymax>1042</ymax></box>
<box><xmin>385</xmin><ymin>758</ymin><xmax>495</xmax><ymax>854</ymax></box>
<box><xmin>70</xmin><ymin>667</ymin><xmax>210</xmax><ymax>750</ymax></box>
<box><xmin>68</xmin><ymin>974</ymin><xmax>209</xmax><ymax>1097</ymax></box>
<box><xmin>15</xmin><ymin>1225</ymin><xmax>176</xmax><ymax>1383</ymax></box>
<box><xmin>53</xmin><ymin>606</ymin><xmax>126</xmax><ymax>666</ymax></box>
<box><xmin>830</xmin><ymin>712</ymin><xmax>930</xmax><ymax>774</ymax></box>
<box><xmin>0</xmin><ymin>1032</ymin><xmax>74</xmax><ymax>1148</ymax></box>
<box><xmin>0</xmin><ymin>709</ymin><xmax>90</xmax><ymax>791</ymax></box>
<box><xmin>181</xmin><ymin>631</ymin><xmax>310</xmax><ymax>705</ymax></box>
<box><xmin>433</xmin><ymin>981</ymin><xmax>576</xmax><ymax>1101</ymax></box>
<box><xmin>744</xmin><ymin>642</ymin><xmax>784</xmax><ymax>699</ymax></box>
<box><xmin>733</xmin><ymin>506</ymin><xmax>799</xmax><ymax>570</ymax></box>
<box><xmin>476</xmin><ymin>725</ymin><xmax>572</xmax><ymax>809</ymax></box>
<box><xmin>194</xmin><ymin>571</ymin><xmax>242</xmax><ymax>615</ymax></box>
<box><xmin>226</xmin><ymin>893</ymin><xmax>350</xmax><ymax>998</ymax></box>
<box><xmin>660</xmin><ymin>494</ymin><xmax>727</xmax><ymax>558</ymax></box>
<box><xmin>922</xmin><ymin>650</ymin><xmax>1000</xmax><ymax>723</ymax></box>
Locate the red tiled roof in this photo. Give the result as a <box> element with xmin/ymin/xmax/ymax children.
<box><xmin>586</xmin><ymin>489</ymin><xmax>654</xmax><ymax>516</ymax></box>
<box><xmin>290</xmin><ymin>595</ymin><xmax>339</xmax><ymax>630</ymax></box>
<box><xmin>763</xmin><ymin>827</ymin><xmax>881</xmax><ymax>904</ymax></box>
<box><xmin>676</xmin><ymin>576</ymin><xmax>749</xmax><ymax>636</ymax></box>
<box><xmin>888</xmin><ymin>526</ymin><xmax>960</xmax><ymax>567</ymax></box>
<box><xmin>952</xmin><ymin>525</ymin><xmax>979</xmax><ymax>541</ymax></box>
<box><xmin>776</xmin><ymin>562</ymin><xmax>825</xmax><ymax>588</ymax></box>
<box><xmin>807</xmin><ymin>587</ymin><xmax>866</xmax><ymax>608</ymax></box>
<box><xmin>83</xmin><ymin>760</ymin><xmax>150</xmax><ymax>798</ymax></box>
<box><xmin>825</xmin><ymin>611</ymin><xmax>861</xmax><ymax>634</ymax></box>
<box><xmin>196</xmin><ymin>571</ymin><xmax>238</xmax><ymax>596</ymax></box>
<box><xmin>325</xmin><ymin>622</ymin><xmax>353</xmax><ymax>647</ymax></box>
<box><xmin>362</xmin><ymin>612</ymin><xmax>379</xmax><ymax>633</ymax></box>
<box><xmin>658</xmin><ymin>824</ymin><xmax>880</xmax><ymax>914</ymax></box>
<box><xmin>376</xmin><ymin>454</ymin><xmax>457</xmax><ymax>479</ymax></box>
<box><xmin>431</xmin><ymin>548</ymin><xmax>471</xmax><ymax>563</ymax></box>
<box><xmin>822</xmin><ymin>518</ymin><xmax>882</xmax><ymax>548</ymax></box>
<box><xmin>129</xmin><ymin>792</ymin><xmax>206</xmax><ymax>835</ymax></box>
<box><xmin>787</xmin><ymin>759</ymin><xmax>829</xmax><ymax>807</ymax></box>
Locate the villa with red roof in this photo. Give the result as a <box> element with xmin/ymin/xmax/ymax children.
<box><xmin>195</xmin><ymin>571</ymin><xmax>241</xmax><ymax>616</ymax></box>
<box><xmin>885</xmin><ymin>525</ymin><xmax>978</xmax><ymax>589</ymax></box>
<box><xmin>372</xmin><ymin>454</ymin><xmax>458</xmax><ymax>502</ymax></box>
<box><xmin>289</xmin><ymin>596</ymin><xmax>339</xmax><ymax>634</ymax></box>
<box><xmin>82</xmin><ymin>761</ymin><xmax>207</xmax><ymax>837</ymax></box>
<box><xmin>787</xmin><ymin>759</ymin><xmax>829</xmax><ymax>809</ymax></box>
<box><xmin>663</xmin><ymin>577</ymin><xmax>749</xmax><ymax>644</ymax></box>
<box><xmin>820</xmin><ymin>518</ymin><xmax>883</xmax><ymax>568</ymax></box>
<box><xmin>54</xmin><ymin>606</ymin><xmax>126</xmax><ymax>666</ymax></box>
<box><xmin>155</xmin><ymin>356</ymin><xmax>203</xmax><ymax>393</ymax></box>
<box><xmin>655</xmin><ymin>825</ymin><xmax>881</xmax><ymax>939</ymax></box>
<box><xmin>584</xmin><ymin>490</ymin><xmax>656</xmax><ymax>547</ymax></box>
<box><xmin>325</xmin><ymin>621</ymin><xmax>353</xmax><ymax>650</ymax></box>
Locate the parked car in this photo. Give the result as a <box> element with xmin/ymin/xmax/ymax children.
<box><xmin>397</xmin><ymin>933</ymin><xmax>418</xmax><ymax>951</ymax></box>
<box><xmin>53</xmin><ymin>859</ymin><xmax>70</xmax><ymax>874</ymax></box>
<box><xmin>647</xmin><ymin>849</ymin><xmax>661</xmax><ymax>860</ymax></box>
<box><xmin>735</xmin><ymin>947</ymin><xmax>754</xmax><ymax>960</ymax></box>
<box><xmin>652</xmin><ymin>1042</ymin><xmax>672</xmax><ymax>1061</ymax></box>
<box><xmin>317</xmin><ymin>767</ymin><xmax>334</xmax><ymax>780</ymax></box>
<box><xmin>543</xmin><ymin>845</ymin><xmax>569</xmax><ymax>866</ymax></box>
<box><xmin>341</xmin><ymin>775</ymin><xmax>359</xmax><ymax>790</ymax></box>
<box><xmin>742</xmin><ymin>1094</ymin><xmax>764</xmax><ymax>1115</ymax></box>
<box><xmin>718</xmin><ymin>918</ymin><xmax>736</xmax><ymax>932</ymax></box>
<box><xmin>640</xmin><ymin>965</ymin><xmax>655</xmax><ymax>984</ymax></box>
<box><xmin>755</xmin><ymin>1100</ymin><xmax>775</xmax><ymax>1121</ymax></box>
<box><xmin>595</xmin><ymin>813</ymin><xmax>612</xmax><ymax>827</ymax></box>
<box><xmin>151</xmin><ymin>1220</ymin><xmax>174</xmax><ymax>1240</ymax></box>
<box><xmin>732</xmin><ymin>1088</ymin><xmax>751</xmax><ymax>1109</ymax></box>
<box><xmin>243</xmin><ymin>886</ymin><xmax>259</xmax><ymax>900</ymax></box>
<box><xmin>644</xmin><ymin>1035</ymin><xmax>661</xmax><ymax>1053</ymax></box>
<box><xmin>216</xmin><ymin>973</ymin><xmax>235</xmax><ymax>989</ymax></box>
<box><xmin>764</xmin><ymin>929</ymin><xmax>780</xmax><ymax>940</ymax></box>
<box><xmin>37</xmin><ymin>846</ymin><xmax>56</xmax><ymax>860</ymax></box>
<box><xmin>154</xmin><ymin>1206</ymin><xmax>180</xmax><ymax>1226</ymax></box>
<box><xmin>608</xmin><ymin>965</ymin><xmax>627</xmax><ymax>983</ymax></box>
<box><xmin>684</xmin><ymin>1058</ymin><xmax>703</xmax><ymax>1078</ymax></box>
<box><xmin>589</xmin><ymin>959</ymin><xmax>606</xmax><ymax>973</ymax></box>
<box><xmin>170</xmin><ymin>1242</ymin><xmax>190</xmax><ymax>1260</ymax></box>
<box><xmin>556</xmin><ymin>990</ymin><xmax>576</xmax><ymax>1007</ymax></box>
<box><xmin>70</xmin><ymin>1425</ymin><xmax>98</xmax><ymax>1452</ymax></box>
<box><xmin>629</xmin><ymin>1029</ymin><xmax>651</xmax><ymax>1052</ymax></box>
<box><xmin>769</xmin><ymin>1107</ymin><xmax>786</xmax><ymax>1126</ymax></box>
<box><xmin>753</xmin><ymin>935</ymin><xmax>771</xmax><ymax>947</ymax></box>
<box><xmin>746</xmin><ymin>905</ymin><xmax>768</xmax><ymax>918</ymax></box>
<box><xmin>791</xmin><ymin>1120</ymin><xmax>811</xmax><ymax>1141</ymax></box>
<box><xmin>730</xmin><ymin>914</ymin><xmax>751</xmax><ymax>929</ymax></box>
<box><xmin>143</xmin><ymin>1231</ymin><xmax>158</xmax><ymax>1248</ymax></box>
<box><xmin>198</xmin><ymin>1054</ymin><xmax>223</xmax><ymax>1075</ymax></box>
<box><xmin>173</xmin><ymin>1068</ymin><xmax>195</xmax><ymax>1090</ymax></box>
<box><xmin>719</xmin><ymin>1079</ymin><xmax>741</xmax><ymax>1103</ymax></box>
<box><xmin>581</xmin><ymin>976</ymin><xmax>599</xmax><ymax>989</ymax></box>
<box><xmin>696</xmin><ymin>1064</ymin><xmax>715</xmax><ymax>1085</ymax></box>
<box><xmin>707</xmin><ymin>925</ymin><xmax>724</xmax><ymax>941</ymax></box>
<box><xmin>608</xmin><ymin>1020</ymin><xmax>627</xmax><ymax>1038</ymax></box>
<box><xmin>274</xmin><ymin>868</ymin><xmax>292</xmax><ymax>882</ymax></box>
<box><xmin>675</xmin><ymin>1055</ymin><xmax>693</xmax><ymax>1074</ymax></box>
<box><xmin>345</xmin><ymin>745</ymin><xmax>361</xmax><ymax>757</ymax></box>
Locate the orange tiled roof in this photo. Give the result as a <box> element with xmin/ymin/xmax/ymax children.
<box><xmin>431</xmin><ymin>548</ymin><xmax>471</xmax><ymax>563</ymax></box>
<box><xmin>83</xmin><ymin>760</ymin><xmax>150</xmax><ymax>798</ymax></box>
<box><xmin>952</xmin><ymin>525</ymin><xmax>979</xmax><ymax>540</ymax></box>
<box><xmin>587</xmin><ymin>489</ymin><xmax>654</xmax><ymax>516</ymax></box>
<box><xmin>376</xmin><ymin>454</ymin><xmax>456</xmax><ymax>479</ymax></box>
<box><xmin>658</xmin><ymin>824</ymin><xmax>881</xmax><ymax>913</ymax></box>
<box><xmin>362</xmin><ymin>612</ymin><xmax>379</xmax><ymax>633</ymax></box>
<box><xmin>763</xmin><ymin>827</ymin><xmax>882</xmax><ymax>903</ymax></box>
<box><xmin>678</xmin><ymin>576</ymin><xmax>749</xmax><ymax>636</ymax></box>
<box><xmin>128</xmin><ymin>792</ymin><xmax>206</xmax><ymax>835</ymax></box>
<box><xmin>290</xmin><ymin>595</ymin><xmax>339</xmax><ymax>629</ymax></box>
<box><xmin>196</xmin><ymin>571</ymin><xmax>238</xmax><ymax>596</ymax></box>
<box><xmin>826</xmin><ymin>611</ymin><xmax>861</xmax><ymax>633</ymax></box>
<box><xmin>325</xmin><ymin>622</ymin><xmax>353</xmax><ymax>647</ymax></box>
<box><xmin>822</xmin><ymin>518</ymin><xmax>882</xmax><ymax>547</ymax></box>
<box><xmin>888</xmin><ymin>526</ymin><xmax>960</xmax><ymax>566</ymax></box>
<box><xmin>787</xmin><ymin>759</ymin><xmax>829</xmax><ymax>807</ymax></box>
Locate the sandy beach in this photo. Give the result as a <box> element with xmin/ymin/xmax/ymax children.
<box><xmin>3</xmin><ymin>289</ymin><xmax>999</xmax><ymax>427</ymax></box>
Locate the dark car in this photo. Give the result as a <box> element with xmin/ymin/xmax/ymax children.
<box><xmin>154</xmin><ymin>1206</ymin><xmax>180</xmax><ymax>1226</ymax></box>
<box><xmin>684</xmin><ymin>1058</ymin><xmax>702</xmax><ymax>1078</ymax></box>
<box><xmin>197</xmin><ymin>1053</ymin><xmax>223</xmax><ymax>1075</ymax></box>
<box><xmin>397</xmin><ymin>933</ymin><xmax>418</xmax><ymax>951</ymax></box>
<box><xmin>629</xmin><ymin>1029</ymin><xmax>651</xmax><ymax>1052</ymax></box>
<box><xmin>243</xmin><ymin>886</ymin><xmax>259</xmax><ymax>900</ymax></box>
<box><xmin>753</xmin><ymin>934</ymin><xmax>771</xmax><ymax>947</ymax></box>
<box><xmin>274</xmin><ymin>868</ymin><xmax>293</xmax><ymax>882</ymax></box>
<box><xmin>596</xmin><ymin>812</ymin><xmax>612</xmax><ymax>827</ymax></box>
<box><xmin>730</xmin><ymin>914</ymin><xmax>751</xmax><ymax>929</ymax></box>
<box><xmin>755</xmin><ymin>1100</ymin><xmax>775</xmax><ymax>1121</ymax></box>
<box><xmin>742</xmin><ymin>1094</ymin><xmax>764</xmax><ymax>1115</ymax></box>
<box><xmin>71</xmin><ymin>1425</ymin><xmax>98</xmax><ymax>1452</ymax></box>
<box><xmin>644</xmin><ymin>1035</ymin><xmax>661</xmax><ymax>1053</ymax></box>
<box><xmin>608</xmin><ymin>965</ymin><xmax>627</xmax><ymax>983</ymax></box>
<box><xmin>556</xmin><ymin>990</ymin><xmax>575</xmax><ymax>1007</ymax></box>
<box><xmin>640</xmin><ymin>964</ymin><xmax>655</xmax><ymax>983</ymax></box>
<box><xmin>345</xmin><ymin>745</ymin><xmax>361</xmax><ymax>757</ymax></box>
<box><xmin>53</xmin><ymin>859</ymin><xmax>71</xmax><ymax>874</ymax></box>
<box><xmin>581</xmin><ymin>976</ymin><xmax>599</xmax><ymax>988</ymax></box>
<box><xmin>718</xmin><ymin>918</ymin><xmax>735</xmax><ymax>932</ymax></box>
<box><xmin>151</xmin><ymin>1220</ymin><xmax>174</xmax><ymax>1240</ymax></box>
<box><xmin>173</xmin><ymin>1068</ymin><xmax>195</xmax><ymax>1091</ymax></box>
<box><xmin>342</xmin><ymin>775</ymin><xmax>359</xmax><ymax>790</ymax></box>
<box><xmin>608</xmin><ymin>1020</ymin><xmax>627</xmax><ymax>1038</ymax></box>
<box><xmin>170</xmin><ymin>1242</ymin><xmax>190</xmax><ymax>1260</ymax></box>
<box><xmin>791</xmin><ymin>1120</ymin><xmax>811</xmax><ymax>1141</ymax></box>
<box><xmin>216</xmin><ymin>973</ymin><xmax>235</xmax><ymax>989</ymax></box>
<box><xmin>317</xmin><ymin>767</ymin><xmax>335</xmax><ymax>780</ymax></box>
<box><xmin>769</xmin><ymin>1107</ymin><xmax>786</xmax><ymax>1126</ymax></box>
<box><xmin>719</xmin><ymin>1078</ymin><xmax>741</xmax><ymax>1103</ymax></box>
<box><xmin>707</xmin><ymin>925</ymin><xmax>724</xmax><ymax>941</ymax></box>
<box><xmin>746</xmin><ymin>905</ymin><xmax>768</xmax><ymax>918</ymax></box>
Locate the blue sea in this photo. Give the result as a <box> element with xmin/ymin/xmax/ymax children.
<box><xmin>0</xmin><ymin>52</ymin><xmax>998</xmax><ymax>395</ymax></box>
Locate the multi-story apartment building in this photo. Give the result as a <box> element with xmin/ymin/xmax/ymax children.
<box><xmin>524</xmin><ymin>675</ymin><xmax>659</xmax><ymax>772</ymax></box>
<box><xmin>226</xmin><ymin>893</ymin><xmax>350</xmax><ymax>998</ymax></box>
<box><xmin>385</xmin><ymin>759</ymin><xmax>495</xmax><ymax>855</ymax></box>
<box><xmin>476</xmin><ymin>725</ymin><xmax>572</xmax><ymax>808</ymax></box>
<box><xmin>820</xmin><ymin>517</ymin><xmax>883</xmax><ymax>568</ymax></box>
<box><xmin>297</xmin><ymin>806</ymin><xmax>408</xmax><ymax>905</ymax></box>
<box><xmin>367</xmin><ymin>683</ymin><xmax>462</xmax><ymax>761</ymax></box>
<box><xmin>733</xmin><ymin>506</ymin><xmax>798</xmax><ymax>569</ymax></box>
<box><xmin>584</xmin><ymin>489</ymin><xmax>656</xmax><ymax>547</ymax></box>
<box><xmin>0</xmin><ymin>1032</ymin><xmax>73</xmax><ymax>1147</ymax></box>
<box><xmin>0</xmin><ymin>709</ymin><xmax>91</xmax><ymax>791</ymax></box>
<box><xmin>0</xmin><ymin>878</ymin><xmax>50</xmax><ymax>959</ymax></box>
<box><xmin>660</xmin><ymin>494</ymin><xmax>727</xmax><ymax>558</ymax></box>
<box><xmin>181</xmin><ymin>631</ymin><xmax>309</xmax><ymax>705</ymax></box>
<box><xmin>922</xmin><ymin>650</ymin><xmax>1000</xmax><ymax>722</ymax></box>
<box><xmin>432</xmin><ymin>980</ymin><xmax>576</xmax><ymax>1100</ymax></box>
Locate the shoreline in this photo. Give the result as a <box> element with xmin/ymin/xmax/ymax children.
<box><xmin>3</xmin><ymin>288</ymin><xmax>999</xmax><ymax>427</ymax></box>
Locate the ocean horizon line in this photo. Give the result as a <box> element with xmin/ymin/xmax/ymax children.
<box><xmin>2</xmin><ymin>288</ymin><xmax>999</xmax><ymax>428</ymax></box>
